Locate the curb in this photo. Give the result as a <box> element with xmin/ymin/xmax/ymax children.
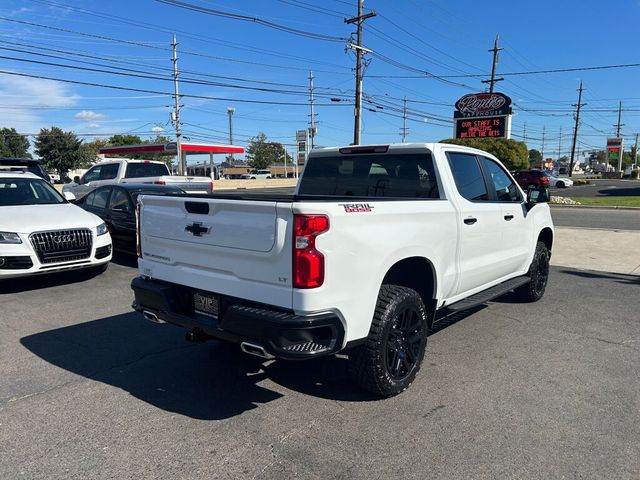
<box><xmin>550</xmin><ymin>204</ymin><xmax>640</xmax><ymax>211</ymax></box>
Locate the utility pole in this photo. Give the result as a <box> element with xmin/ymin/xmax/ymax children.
<box><xmin>345</xmin><ymin>1</ymin><xmax>376</xmax><ymax>145</ymax></box>
<box><xmin>634</xmin><ymin>133</ymin><xmax>639</xmax><ymax>166</ymax></box>
<box><xmin>401</xmin><ymin>96</ymin><xmax>408</xmax><ymax>142</ymax></box>
<box><xmin>171</xmin><ymin>33</ymin><xmax>184</xmax><ymax>175</ymax></box>
<box><xmin>308</xmin><ymin>71</ymin><xmax>316</xmax><ymax>149</ymax></box>
<box><xmin>227</xmin><ymin>107</ymin><xmax>235</xmax><ymax>162</ymax></box>
<box><xmin>615</xmin><ymin>101</ymin><xmax>624</xmax><ymax>172</ymax></box>
<box><xmin>569</xmin><ymin>80</ymin><xmax>585</xmax><ymax>178</ymax></box>
<box><xmin>481</xmin><ymin>34</ymin><xmax>504</xmax><ymax>93</ymax></box>
<box><xmin>540</xmin><ymin>125</ymin><xmax>546</xmax><ymax>169</ymax></box>
<box><xmin>558</xmin><ymin>126</ymin><xmax>562</xmax><ymax>162</ymax></box>
<box><xmin>523</xmin><ymin>122</ymin><xmax>527</xmax><ymax>144</ymax></box>
<box><xmin>615</xmin><ymin>101</ymin><xmax>624</xmax><ymax>137</ymax></box>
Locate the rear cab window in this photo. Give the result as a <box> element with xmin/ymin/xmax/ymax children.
<box><xmin>297</xmin><ymin>153</ymin><xmax>440</xmax><ymax>199</ymax></box>
<box><xmin>124</xmin><ymin>162</ymin><xmax>170</xmax><ymax>178</ymax></box>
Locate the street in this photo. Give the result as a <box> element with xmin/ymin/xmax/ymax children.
<box><xmin>1</xmin><ymin>255</ymin><xmax>638</xmax><ymax>479</ymax></box>
<box><xmin>549</xmin><ymin>178</ymin><xmax>640</xmax><ymax>198</ymax></box>
<box><xmin>550</xmin><ymin>207</ymin><xmax>640</xmax><ymax>231</ymax></box>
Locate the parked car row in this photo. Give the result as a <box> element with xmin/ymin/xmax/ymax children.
<box><xmin>514</xmin><ymin>169</ymin><xmax>574</xmax><ymax>189</ymax></box>
<box><xmin>0</xmin><ymin>170</ymin><xmax>112</xmax><ymax>279</ymax></box>
<box><xmin>1</xmin><ymin>160</ymin><xmax>186</xmax><ymax>280</ymax></box>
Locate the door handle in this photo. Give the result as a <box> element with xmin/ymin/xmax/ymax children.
<box><xmin>464</xmin><ymin>217</ymin><xmax>477</xmax><ymax>225</ymax></box>
<box><xmin>504</xmin><ymin>214</ymin><xmax>514</xmax><ymax>221</ymax></box>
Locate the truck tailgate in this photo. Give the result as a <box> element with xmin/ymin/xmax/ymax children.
<box><xmin>138</xmin><ymin>195</ymin><xmax>294</xmax><ymax>309</ymax></box>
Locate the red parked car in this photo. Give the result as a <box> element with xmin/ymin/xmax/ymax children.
<box><xmin>514</xmin><ymin>169</ymin><xmax>550</xmax><ymax>190</ymax></box>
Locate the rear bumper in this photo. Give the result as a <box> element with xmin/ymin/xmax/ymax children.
<box><xmin>131</xmin><ymin>276</ymin><xmax>344</xmax><ymax>360</ymax></box>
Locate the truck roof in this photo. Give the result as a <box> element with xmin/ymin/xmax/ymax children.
<box><xmin>94</xmin><ymin>157</ymin><xmax>165</xmax><ymax>165</ymax></box>
<box><xmin>308</xmin><ymin>142</ymin><xmax>495</xmax><ymax>158</ymax></box>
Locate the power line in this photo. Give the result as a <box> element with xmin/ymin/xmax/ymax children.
<box><xmin>0</xmin><ymin>69</ymin><xmax>355</xmax><ymax>106</ymax></box>
<box><xmin>0</xmin><ymin>16</ymin><xmax>351</xmax><ymax>74</ymax></box>
<box><xmin>368</xmin><ymin>62</ymin><xmax>640</xmax><ymax>79</ymax></box>
<box><xmin>154</xmin><ymin>0</ymin><xmax>349</xmax><ymax>42</ymax></box>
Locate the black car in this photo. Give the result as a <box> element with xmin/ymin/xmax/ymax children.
<box><xmin>0</xmin><ymin>158</ymin><xmax>51</xmax><ymax>183</ymax></box>
<box><xmin>77</xmin><ymin>184</ymin><xmax>185</xmax><ymax>254</ymax></box>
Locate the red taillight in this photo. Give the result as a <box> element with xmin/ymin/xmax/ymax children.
<box><xmin>210</xmin><ymin>180</ymin><xmax>214</xmax><ymax>193</ymax></box>
<box><xmin>293</xmin><ymin>214</ymin><xmax>329</xmax><ymax>289</ymax></box>
<box><xmin>153</xmin><ymin>180</ymin><xmax>166</xmax><ymax>185</ymax></box>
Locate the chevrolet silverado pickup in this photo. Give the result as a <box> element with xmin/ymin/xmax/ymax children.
<box><xmin>63</xmin><ymin>158</ymin><xmax>213</xmax><ymax>199</ymax></box>
<box><xmin>131</xmin><ymin>143</ymin><xmax>553</xmax><ymax>397</ymax></box>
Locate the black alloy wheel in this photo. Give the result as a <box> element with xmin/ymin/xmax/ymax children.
<box><xmin>385</xmin><ymin>307</ymin><xmax>424</xmax><ymax>381</ymax></box>
<box><xmin>350</xmin><ymin>285</ymin><xmax>429</xmax><ymax>397</ymax></box>
<box><xmin>515</xmin><ymin>241</ymin><xmax>550</xmax><ymax>302</ymax></box>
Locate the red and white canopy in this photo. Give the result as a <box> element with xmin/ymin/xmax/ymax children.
<box><xmin>98</xmin><ymin>142</ymin><xmax>244</xmax><ymax>156</ymax></box>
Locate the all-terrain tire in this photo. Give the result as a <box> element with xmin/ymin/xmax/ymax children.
<box><xmin>514</xmin><ymin>241</ymin><xmax>550</xmax><ymax>302</ymax></box>
<box><xmin>350</xmin><ymin>285</ymin><xmax>429</xmax><ymax>398</ymax></box>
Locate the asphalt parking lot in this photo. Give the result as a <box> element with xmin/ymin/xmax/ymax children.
<box><xmin>1</xmin><ymin>256</ymin><xmax>638</xmax><ymax>479</ymax></box>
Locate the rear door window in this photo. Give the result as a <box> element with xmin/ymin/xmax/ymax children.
<box><xmin>298</xmin><ymin>153</ymin><xmax>440</xmax><ymax>198</ymax></box>
<box><xmin>124</xmin><ymin>162</ymin><xmax>170</xmax><ymax>178</ymax></box>
<box><xmin>446</xmin><ymin>152</ymin><xmax>488</xmax><ymax>201</ymax></box>
<box><xmin>109</xmin><ymin>188</ymin><xmax>132</xmax><ymax>213</ymax></box>
<box><xmin>92</xmin><ymin>188</ymin><xmax>111</xmax><ymax>209</ymax></box>
<box><xmin>100</xmin><ymin>163</ymin><xmax>119</xmax><ymax>180</ymax></box>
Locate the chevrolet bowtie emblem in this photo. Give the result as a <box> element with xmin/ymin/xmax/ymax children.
<box><xmin>185</xmin><ymin>222</ymin><xmax>211</xmax><ymax>236</ymax></box>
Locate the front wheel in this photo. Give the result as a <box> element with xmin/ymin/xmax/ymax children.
<box><xmin>350</xmin><ymin>285</ymin><xmax>429</xmax><ymax>398</ymax></box>
<box><xmin>556</xmin><ymin>181</ymin><xmax>564</xmax><ymax>188</ymax></box>
<box><xmin>514</xmin><ymin>241</ymin><xmax>550</xmax><ymax>302</ymax></box>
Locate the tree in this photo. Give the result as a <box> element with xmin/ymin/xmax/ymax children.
<box><xmin>0</xmin><ymin>127</ymin><xmax>30</xmax><ymax>157</ymax></box>
<box><xmin>34</xmin><ymin>127</ymin><xmax>84</xmax><ymax>178</ymax></box>
<box><xmin>107</xmin><ymin>134</ymin><xmax>143</xmax><ymax>146</ymax></box>
<box><xmin>104</xmin><ymin>134</ymin><xmax>174</xmax><ymax>163</ymax></box>
<box><xmin>245</xmin><ymin>132</ymin><xmax>287</xmax><ymax>170</ymax></box>
<box><xmin>440</xmin><ymin>138</ymin><xmax>529</xmax><ymax>170</ymax></box>
<box><xmin>528</xmin><ymin>149</ymin><xmax>542</xmax><ymax>166</ymax></box>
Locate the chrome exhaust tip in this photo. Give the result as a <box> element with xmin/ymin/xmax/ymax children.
<box><xmin>142</xmin><ymin>310</ymin><xmax>165</xmax><ymax>324</ymax></box>
<box><xmin>240</xmin><ymin>341</ymin><xmax>274</xmax><ymax>360</ymax></box>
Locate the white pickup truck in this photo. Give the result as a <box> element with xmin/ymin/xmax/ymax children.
<box><xmin>131</xmin><ymin>143</ymin><xmax>553</xmax><ymax>397</ymax></box>
<box><xmin>62</xmin><ymin>158</ymin><xmax>213</xmax><ymax>199</ymax></box>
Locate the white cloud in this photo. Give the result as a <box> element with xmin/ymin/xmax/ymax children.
<box><xmin>87</xmin><ymin>123</ymin><xmax>101</xmax><ymax>129</ymax></box>
<box><xmin>74</xmin><ymin>110</ymin><xmax>106</xmax><ymax>122</ymax></box>
<box><xmin>0</xmin><ymin>73</ymin><xmax>79</xmax><ymax>134</ymax></box>
<box><xmin>152</xmin><ymin>126</ymin><xmax>165</xmax><ymax>132</ymax></box>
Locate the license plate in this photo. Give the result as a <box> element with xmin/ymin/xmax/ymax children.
<box><xmin>193</xmin><ymin>291</ymin><xmax>220</xmax><ymax>317</ymax></box>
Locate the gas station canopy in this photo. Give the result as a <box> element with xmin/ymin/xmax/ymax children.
<box><xmin>98</xmin><ymin>142</ymin><xmax>244</xmax><ymax>156</ymax></box>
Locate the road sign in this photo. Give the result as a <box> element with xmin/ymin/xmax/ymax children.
<box><xmin>606</xmin><ymin>137</ymin><xmax>624</xmax><ymax>171</ymax></box>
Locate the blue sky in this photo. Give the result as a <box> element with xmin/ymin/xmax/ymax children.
<box><xmin>1</xmin><ymin>0</ymin><xmax>640</xmax><ymax>163</ymax></box>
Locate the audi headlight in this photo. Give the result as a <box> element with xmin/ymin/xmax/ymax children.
<box><xmin>0</xmin><ymin>232</ymin><xmax>22</xmax><ymax>244</ymax></box>
<box><xmin>96</xmin><ymin>223</ymin><xmax>108</xmax><ymax>236</ymax></box>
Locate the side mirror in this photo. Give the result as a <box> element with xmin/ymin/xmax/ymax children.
<box><xmin>73</xmin><ymin>176</ymin><xmax>81</xmax><ymax>184</ymax></box>
<box><xmin>63</xmin><ymin>191</ymin><xmax>76</xmax><ymax>202</ymax></box>
<box><xmin>526</xmin><ymin>186</ymin><xmax>550</xmax><ymax>206</ymax></box>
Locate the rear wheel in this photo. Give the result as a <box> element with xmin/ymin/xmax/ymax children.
<box><xmin>350</xmin><ymin>285</ymin><xmax>428</xmax><ymax>397</ymax></box>
<box><xmin>514</xmin><ymin>241</ymin><xmax>549</xmax><ymax>302</ymax></box>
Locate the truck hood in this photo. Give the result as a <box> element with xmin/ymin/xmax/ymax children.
<box><xmin>1</xmin><ymin>204</ymin><xmax>102</xmax><ymax>234</ymax></box>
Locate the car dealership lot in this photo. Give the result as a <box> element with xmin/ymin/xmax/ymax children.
<box><xmin>1</xmin><ymin>258</ymin><xmax>638</xmax><ymax>479</ymax></box>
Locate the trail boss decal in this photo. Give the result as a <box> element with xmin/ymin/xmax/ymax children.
<box><xmin>339</xmin><ymin>203</ymin><xmax>374</xmax><ymax>213</ymax></box>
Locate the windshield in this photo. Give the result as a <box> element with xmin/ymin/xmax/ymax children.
<box><xmin>0</xmin><ymin>177</ymin><xmax>65</xmax><ymax>206</ymax></box>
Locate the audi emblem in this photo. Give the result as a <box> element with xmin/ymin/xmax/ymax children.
<box><xmin>52</xmin><ymin>235</ymin><xmax>74</xmax><ymax>243</ymax></box>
